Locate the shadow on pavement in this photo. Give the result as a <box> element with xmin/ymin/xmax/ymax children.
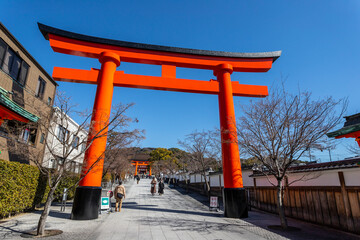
<box><xmin>122</xmin><ymin>203</ymin><xmax>222</xmax><ymax>218</ymax></box>
<box><xmin>0</xmin><ymin>221</ymin><xmax>32</xmax><ymax>236</ymax></box>
<box><xmin>32</xmin><ymin>209</ymin><xmax>71</xmax><ymax>220</ymax></box>
<box><xmin>172</xmin><ymin>186</ymin><xmax>360</xmax><ymax>240</ymax></box>
<box><xmin>242</xmin><ymin>209</ymin><xmax>360</xmax><ymax>240</ymax></box>
<box><xmin>51</xmin><ymin>202</ymin><xmax>73</xmax><ymax>207</ymax></box>
<box><xmin>171</xmin><ymin>185</ymin><xmax>224</xmax><ymax>210</ymax></box>
<box><xmin>138</xmin><ymin>216</ymin><xmax>252</xmax><ymax>235</ymax></box>
<box><xmin>119</xmin><ymin>201</ymin><xmax>137</xmax><ymax>205</ymax></box>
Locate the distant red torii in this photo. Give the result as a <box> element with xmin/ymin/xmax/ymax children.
<box><xmin>131</xmin><ymin>160</ymin><xmax>151</xmax><ymax>175</ymax></box>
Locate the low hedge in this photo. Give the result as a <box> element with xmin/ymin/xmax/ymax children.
<box><xmin>53</xmin><ymin>175</ymin><xmax>79</xmax><ymax>202</ymax></box>
<box><xmin>0</xmin><ymin>160</ymin><xmax>79</xmax><ymax>218</ymax></box>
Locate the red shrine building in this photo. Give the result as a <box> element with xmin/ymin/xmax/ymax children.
<box><xmin>327</xmin><ymin>113</ymin><xmax>360</xmax><ymax>148</ymax></box>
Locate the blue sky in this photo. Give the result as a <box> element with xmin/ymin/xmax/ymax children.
<box><xmin>2</xmin><ymin>1</ymin><xmax>360</xmax><ymax>161</ymax></box>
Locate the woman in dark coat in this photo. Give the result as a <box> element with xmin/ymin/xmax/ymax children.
<box><xmin>158</xmin><ymin>179</ymin><xmax>164</xmax><ymax>195</ymax></box>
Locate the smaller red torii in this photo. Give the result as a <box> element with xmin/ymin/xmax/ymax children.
<box><xmin>131</xmin><ymin>160</ymin><xmax>151</xmax><ymax>175</ymax></box>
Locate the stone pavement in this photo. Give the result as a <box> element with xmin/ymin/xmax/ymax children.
<box><xmin>0</xmin><ymin>178</ymin><xmax>359</xmax><ymax>240</ymax></box>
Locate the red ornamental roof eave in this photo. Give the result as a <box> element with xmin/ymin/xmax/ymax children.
<box><xmin>334</xmin><ymin>130</ymin><xmax>360</xmax><ymax>139</ymax></box>
<box><xmin>0</xmin><ymin>104</ymin><xmax>29</xmax><ymax>123</ymax></box>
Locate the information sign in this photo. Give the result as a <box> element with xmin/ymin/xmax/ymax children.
<box><xmin>210</xmin><ymin>196</ymin><xmax>218</xmax><ymax>208</ymax></box>
<box><xmin>101</xmin><ymin>197</ymin><xmax>110</xmax><ymax>210</ymax></box>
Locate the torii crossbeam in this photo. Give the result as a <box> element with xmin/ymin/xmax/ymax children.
<box><xmin>38</xmin><ymin>23</ymin><xmax>281</xmax><ymax>220</ymax></box>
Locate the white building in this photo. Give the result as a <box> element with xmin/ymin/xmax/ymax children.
<box><xmin>42</xmin><ymin>107</ymin><xmax>87</xmax><ymax>174</ymax></box>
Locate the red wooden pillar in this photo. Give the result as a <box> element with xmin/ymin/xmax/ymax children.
<box><xmin>72</xmin><ymin>51</ymin><xmax>120</xmax><ymax>220</ymax></box>
<box><xmin>135</xmin><ymin>162</ymin><xmax>138</xmax><ymax>175</ymax></box>
<box><xmin>214</xmin><ymin>63</ymin><xmax>248</xmax><ymax>218</ymax></box>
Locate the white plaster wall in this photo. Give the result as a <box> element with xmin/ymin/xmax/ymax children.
<box><xmin>190</xmin><ymin>175</ymin><xmax>195</xmax><ymax>183</ymax></box>
<box><xmin>189</xmin><ymin>174</ymin><xmax>203</xmax><ymax>183</ymax></box>
<box><xmin>343</xmin><ymin>169</ymin><xmax>360</xmax><ymax>186</ymax></box>
<box><xmin>287</xmin><ymin>170</ymin><xmax>340</xmax><ymax>186</ymax></box>
<box><xmin>255</xmin><ymin>176</ymin><xmax>278</xmax><ymax>187</ymax></box>
<box><xmin>210</xmin><ymin>174</ymin><xmax>222</xmax><ymax>187</ymax></box>
<box><xmin>253</xmin><ymin>168</ymin><xmax>360</xmax><ymax>187</ymax></box>
<box><xmin>179</xmin><ymin>167</ymin><xmax>359</xmax><ymax>188</ymax></box>
<box><xmin>242</xmin><ymin>170</ymin><xmax>254</xmax><ymax>187</ymax></box>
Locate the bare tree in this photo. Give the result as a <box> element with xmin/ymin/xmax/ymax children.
<box><xmin>346</xmin><ymin>141</ymin><xmax>360</xmax><ymax>156</ymax></box>
<box><xmin>3</xmin><ymin>92</ymin><xmax>139</xmax><ymax>236</ymax></box>
<box><xmin>178</xmin><ymin>130</ymin><xmax>219</xmax><ymax>196</ymax></box>
<box><xmin>169</xmin><ymin>148</ymin><xmax>191</xmax><ymax>184</ymax></box>
<box><xmin>102</xmin><ymin>122</ymin><xmax>145</xmax><ymax>181</ymax></box>
<box><xmin>237</xmin><ymin>88</ymin><xmax>346</xmax><ymax>229</ymax></box>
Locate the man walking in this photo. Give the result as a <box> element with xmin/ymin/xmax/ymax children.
<box><xmin>114</xmin><ymin>180</ymin><xmax>126</xmax><ymax>212</ymax></box>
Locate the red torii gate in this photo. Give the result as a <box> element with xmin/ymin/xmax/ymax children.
<box><xmin>131</xmin><ymin>160</ymin><xmax>151</xmax><ymax>175</ymax></box>
<box><xmin>38</xmin><ymin>23</ymin><xmax>281</xmax><ymax>220</ymax></box>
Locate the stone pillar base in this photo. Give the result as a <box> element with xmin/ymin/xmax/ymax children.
<box><xmin>71</xmin><ymin>186</ymin><xmax>102</xmax><ymax>220</ymax></box>
<box><xmin>224</xmin><ymin>188</ymin><xmax>248</xmax><ymax>218</ymax></box>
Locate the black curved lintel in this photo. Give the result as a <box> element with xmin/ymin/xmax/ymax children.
<box><xmin>38</xmin><ymin>23</ymin><xmax>281</xmax><ymax>62</ymax></box>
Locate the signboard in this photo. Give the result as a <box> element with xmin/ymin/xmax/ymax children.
<box><xmin>210</xmin><ymin>196</ymin><xmax>218</xmax><ymax>208</ymax></box>
<box><xmin>101</xmin><ymin>197</ymin><xmax>110</xmax><ymax>210</ymax></box>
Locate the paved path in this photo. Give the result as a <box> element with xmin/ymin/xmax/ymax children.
<box><xmin>0</xmin><ymin>179</ymin><xmax>359</xmax><ymax>240</ymax></box>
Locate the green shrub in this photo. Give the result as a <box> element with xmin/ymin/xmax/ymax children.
<box><xmin>53</xmin><ymin>174</ymin><xmax>79</xmax><ymax>202</ymax></box>
<box><xmin>0</xmin><ymin>160</ymin><xmax>80</xmax><ymax>218</ymax></box>
<box><xmin>0</xmin><ymin>160</ymin><xmax>45</xmax><ymax>218</ymax></box>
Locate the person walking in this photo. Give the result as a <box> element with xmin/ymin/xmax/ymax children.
<box><xmin>136</xmin><ymin>175</ymin><xmax>140</xmax><ymax>184</ymax></box>
<box><xmin>114</xmin><ymin>180</ymin><xmax>126</xmax><ymax>212</ymax></box>
<box><xmin>158</xmin><ymin>179</ymin><xmax>164</xmax><ymax>195</ymax></box>
<box><xmin>150</xmin><ymin>177</ymin><xmax>157</xmax><ymax>196</ymax></box>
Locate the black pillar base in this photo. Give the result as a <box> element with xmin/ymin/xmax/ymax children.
<box><xmin>223</xmin><ymin>188</ymin><xmax>248</xmax><ymax>218</ymax></box>
<box><xmin>71</xmin><ymin>186</ymin><xmax>102</xmax><ymax>220</ymax></box>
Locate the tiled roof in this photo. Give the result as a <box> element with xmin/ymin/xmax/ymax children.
<box><xmin>250</xmin><ymin>157</ymin><xmax>360</xmax><ymax>177</ymax></box>
<box><xmin>289</xmin><ymin>157</ymin><xmax>360</xmax><ymax>173</ymax></box>
<box><xmin>0</xmin><ymin>87</ymin><xmax>39</xmax><ymax>122</ymax></box>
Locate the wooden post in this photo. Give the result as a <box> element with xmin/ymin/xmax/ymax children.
<box><xmin>253</xmin><ymin>178</ymin><xmax>259</xmax><ymax>208</ymax></box>
<box><xmin>338</xmin><ymin>171</ymin><xmax>355</xmax><ymax>231</ymax></box>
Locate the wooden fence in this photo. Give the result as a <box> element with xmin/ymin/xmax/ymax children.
<box><xmin>247</xmin><ymin>185</ymin><xmax>360</xmax><ymax>234</ymax></box>
<box><xmin>176</xmin><ymin>172</ymin><xmax>360</xmax><ymax>235</ymax></box>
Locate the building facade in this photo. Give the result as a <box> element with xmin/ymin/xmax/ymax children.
<box><xmin>0</xmin><ymin>22</ymin><xmax>57</xmax><ymax>163</ymax></box>
<box><xmin>42</xmin><ymin>107</ymin><xmax>87</xmax><ymax>174</ymax></box>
